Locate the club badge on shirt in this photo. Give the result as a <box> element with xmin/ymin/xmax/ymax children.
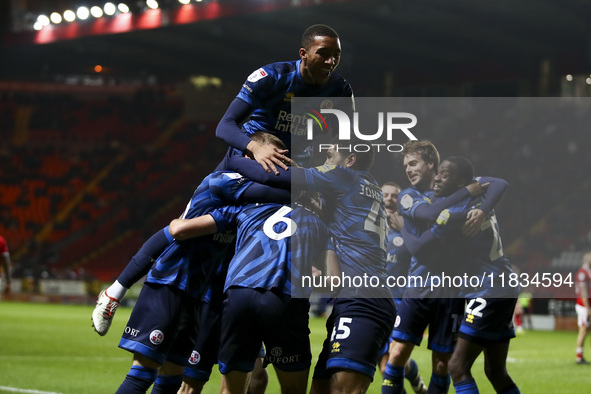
<box><xmin>247</xmin><ymin>68</ymin><xmax>268</xmax><ymax>83</ymax></box>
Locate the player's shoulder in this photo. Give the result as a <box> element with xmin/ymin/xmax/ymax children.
<box><xmin>245</xmin><ymin>201</ymin><xmax>284</xmax><ymax>211</ymax></box>
<box><xmin>398</xmin><ymin>187</ymin><xmax>430</xmax><ymax>211</ymax></box>
<box><xmin>218</xmin><ymin>170</ymin><xmax>245</xmax><ymax>180</ymax></box>
<box><xmin>313</xmin><ymin>163</ymin><xmax>343</xmax><ymax>174</ymax></box>
<box><xmin>313</xmin><ymin>164</ymin><xmax>355</xmax><ymax>180</ymax></box>
<box><xmin>266</xmin><ymin>60</ymin><xmax>298</xmax><ymax>73</ymax></box>
<box><xmin>358</xmin><ymin>170</ymin><xmax>379</xmax><ymax>185</ymax></box>
<box><xmin>207</xmin><ymin>170</ymin><xmax>246</xmax><ymax>184</ymax></box>
<box><xmin>246</xmin><ymin>60</ymin><xmax>297</xmax><ymax>82</ymax></box>
<box><xmin>328</xmin><ymin>71</ymin><xmax>353</xmax><ymax>91</ymax></box>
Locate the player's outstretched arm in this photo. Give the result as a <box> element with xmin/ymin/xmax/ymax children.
<box><xmin>227</xmin><ymin>155</ymin><xmax>291</xmax><ymax>188</ymax></box>
<box><xmin>411</xmin><ymin>187</ymin><xmax>470</xmax><ymax>222</ymax></box>
<box><xmin>239</xmin><ymin>183</ymin><xmax>291</xmax><ymax>204</ymax></box>
<box><xmin>216</xmin><ymin>98</ymin><xmax>289</xmax><ymax>174</ymax></box>
<box><xmin>216</xmin><ymin>98</ymin><xmax>254</xmax><ymax>152</ymax></box>
<box><xmin>462</xmin><ymin>176</ymin><xmax>509</xmax><ymax>237</ymax></box>
<box><xmin>246</xmin><ymin>139</ymin><xmax>290</xmax><ymax>175</ymax></box>
<box><xmin>401</xmin><ymin>226</ymin><xmax>438</xmax><ymax>255</ymax></box>
<box><xmin>472</xmin><ymin>176</ymin><xmax>509</xmax><ymax>215</ymax></box>
<box><xmin>168</xmin><ymin>215</ymin><xmax>218</xmax><ymax>241</ymax></box>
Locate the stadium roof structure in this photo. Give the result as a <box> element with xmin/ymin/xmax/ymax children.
<box><xmin>1</xmin><ymin>0</ymin><xmax>591</xmax><ymax>93</ymax></box>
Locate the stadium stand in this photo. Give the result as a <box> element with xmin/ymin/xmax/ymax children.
<box><xmin>1</xmin><ymin>87</ymin><xmax>228</xmax><ymax>283</ymax></box>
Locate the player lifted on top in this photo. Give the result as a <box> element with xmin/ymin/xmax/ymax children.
<box><xmin>215</xmin><ymin>23</ymin><xmax>354</xmax><ymax>172</ymax></box>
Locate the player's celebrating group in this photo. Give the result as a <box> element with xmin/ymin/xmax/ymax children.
<box><xmin>92</xmin><ymin>24</ymin><xmax>521</xmax><ymax>394</ymax></box>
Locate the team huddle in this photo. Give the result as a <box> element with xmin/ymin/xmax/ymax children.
<box><xmin>91</xmin><ymin>24</ymin><xmax>521</xmax><ymax>394</ymax></box>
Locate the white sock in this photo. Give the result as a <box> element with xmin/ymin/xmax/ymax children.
<box><xmin>106</xmin><ymin>280</ymin><xmax>128</xmax><ymax>301</ymax></box>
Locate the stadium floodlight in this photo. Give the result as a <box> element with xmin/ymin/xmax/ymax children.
<box><xmin>179</xmin><ymin>0</ymin><xmax>191</xmax><ymax>4</ymax></box>
<box><xmin>566</xmin><ymin>74</ymin><xmax>573</xmax><ymax>82</ymax></box>
<box><xmin>37</xmin><ymin>15</ymin><xmax>50</xmax><ymax>26</ymax></box>
<box><xmin>146</xmin><ymin>0</ymin><xmax>159</xmax><ymax>9</ymax></box>
<box><xmin>64</xmin><ymin>10</ymin><xmax>76</xmax><ymax>22</ymax></box>
<box><xmin>77</xmin><ymin>6</ymin><xmax>90</xmax><ymax>20</ymax></box>
<box><xmin>90</xmin><ymin>6</ymin><xmax>104</xmax><ymax>18</ymax></box>
<box><xmin>118</xmin><ymin>3</ymin><xmax>130</xmax><ymax>13</ymax></box>
<box><xmin>33</xmin><ymin>21</ymin><xmax>43</xmax><ymax>31</ymax></box>
<box><xmin>104</xmin><ymin>2</ymin><xmax>117</xmax><ymax>15</ymax></box>
<box><xmin>586</xmin><ymin>78</ymin><xmax>591</xmax><ymax>85</ymax></box>
<box><xmin>50</xmin><ymin>12</ymin><xmax>63</xmax><ymax>24</ymax></box>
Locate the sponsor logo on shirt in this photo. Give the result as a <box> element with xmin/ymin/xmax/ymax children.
<box><xmin>331</xmin><ymin>342</ymin><xmax>341</xmax><ymax>353</ymax></box>
<box><xmin>270</xmin><ymin>347</ymin><xmax>282</xmax><ymax>357</ymax></box>
<box><xmin>284</xmin><ymin>92</ymin><xmax>295</xmax><ymax>103</ymax></box>
<box><xmin>124</xmin><ymin>326</ymin><xmax>140</xmax><ymax>337</ymax></box>
<box><xmin>265</xmin><ymin>347</ymin><xmax>302</xmax><ymax>363</ymax></box>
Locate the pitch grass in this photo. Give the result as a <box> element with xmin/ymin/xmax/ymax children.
<box><xmin>0</xmin><ymin>301</ymin><xmax>589</xmax><ymax>393</ymax></box>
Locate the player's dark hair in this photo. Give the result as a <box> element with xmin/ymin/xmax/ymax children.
<box><xmin>443</xmin><ymin>156</ymin><xmax>474</xmax><ymax>186</ymax></box>
<box><xmin>301</xmin><ymin>24</ymin><xmax>339</xmax><ymax>49</ymax></box>
<box><xmin>328</xmin><ymin>134</ymin><xmax>374</xmax><ymax>171</ymax></box>
<box><xmin>402</xmin><ymin>140</ymin><xmax>440</xmax><ymax>170</ymax></box>
<box><xmin>342</xmin><ymin>135</ymin><xmax>374</xmax><ymax>171</ymax></box>
<box><xmin>351</xmin><ymin>147</ymin><xmax>375</xmax><ymax>172</ymax></box>
<box><xmin>250</xmin><ymin>131</ymin><xmax>287</xmax><ymax>150</ymax></box>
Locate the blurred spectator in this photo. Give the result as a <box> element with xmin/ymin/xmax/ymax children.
<box><xmin>0</xmin><ymin>235</ymin><xmax>13</xmax><ymax>296</ymax></box>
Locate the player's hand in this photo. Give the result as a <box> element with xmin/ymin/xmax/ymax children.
<box><xmin>462</xmin><ymin>209</ymin><xmax>485</xmax><ymax>237</ymax></box>
<box><xmin>466</xmin><ymin>181</ymin><xmax>489</xmax><ymax>197</ymax></box>
<box><xmin>168</xmin><ymin>219</ymin><xmax>186</xmax><ymax>239</ymax></box>
<box><xmin>387</xmin><ymin>212</ymin><xmax>404</xmax><ymax>232</ymax></box>
<box><xmin>300</xmin><ymin>193</ymin><xmax>323</xmax><ymax>215</ymax></box>
<box><xmin>312</xmin><ymin>266</ymin><xmax>323</xmax><ymax>277</ymax></box>
<box><xmin>247</xmin><ymin>140</ymin><xmax>290</xmax><ymax>174</ymax></box>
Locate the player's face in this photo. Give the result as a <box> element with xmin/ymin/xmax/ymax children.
<box><xmin>324</xmin><ymin>145</ymin><xmax>348</xmax><ymax>167</ymax></box>
<box><xmin>382</xmin><ymin>185</ymin><xmax>400</xmax><ymax>215</ymax></box>
<box><xmin>433</xmin><ymin>160</ymin><xmax>463</xmax><ymax>197</ymax></box>
<box><xmin>300</xmin><ymin>36</ymin><xmax>342</xmax><ymax>86</ymax></box>
<box><xmin>403</xmin><ymin>153</ymin><xmax>434</xmax><ymax>190</ymax></box>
